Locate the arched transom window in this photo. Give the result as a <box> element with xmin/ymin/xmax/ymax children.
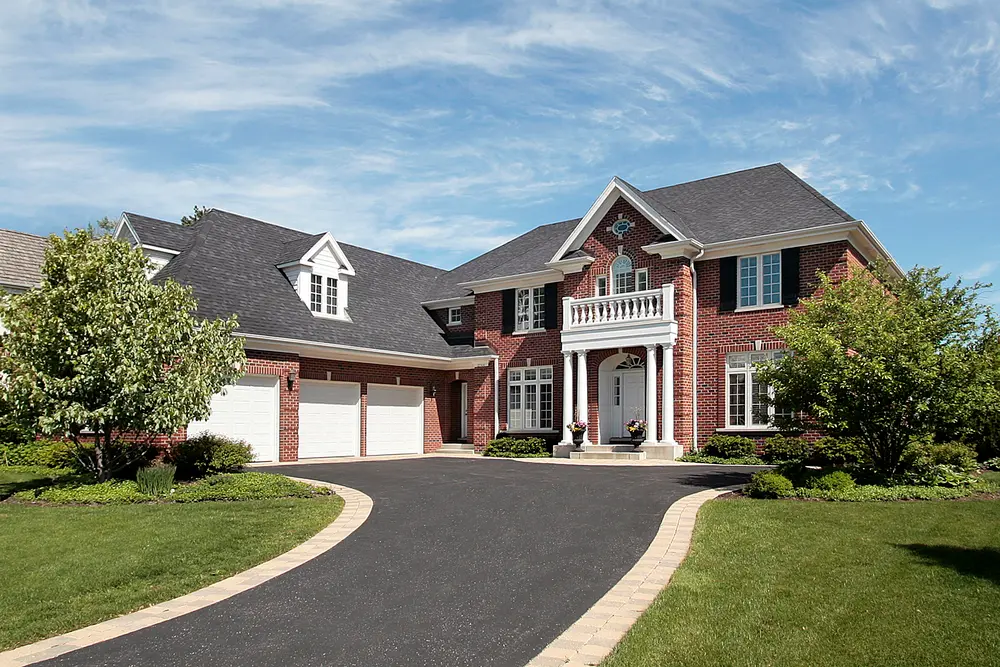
<box><xmin>612</xmin><ymin>255</ymin><xmax>634</xmax><ymax>294</ymax></box>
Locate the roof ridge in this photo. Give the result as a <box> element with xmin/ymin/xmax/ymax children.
<box><xmin>440</xmin><ymin>217</ymin><xmax>580</xmax><ymax>277</ymax></box>
<box><xmin>773</xmin><ymin>163</ymin><xmax>854</xmax><ymax>222</ymax></box>
<box><xmin>0</xmin><ymin>228</ymin><xmax>47</xmax><ymax>240</ymax></box>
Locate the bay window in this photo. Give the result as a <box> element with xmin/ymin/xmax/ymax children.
<box><xmin>508</xmin><ymin>366</ymin><xmax>554</xmax><ymax>430</ymax></box>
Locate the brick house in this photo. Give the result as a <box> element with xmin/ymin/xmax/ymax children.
<box><xmin>111</xmin><ymin>163</ymin><xmax>899</xmax><ymax>462</ymax></box>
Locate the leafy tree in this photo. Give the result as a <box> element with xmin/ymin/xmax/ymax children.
<box><xmin>180</xmin><ymin>206</ymin><xmax>209</xmax><ymax>227</ymax></box>
<box><xmin>759</xmin><ymin>264</ymin><xmax>995</xmax><ymax>476</ymax></box>
<box><xmin>0</xmin><ymin>229</ymin><xmax>246</xmax><ymax>480</ymax></box>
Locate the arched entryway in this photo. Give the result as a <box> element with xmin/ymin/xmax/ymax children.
<box><xmin>598</xmin><ymin>352</ymin><xmax>645</xmax><ymax>443</ymax></box>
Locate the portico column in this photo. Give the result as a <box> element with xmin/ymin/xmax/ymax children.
<box><xmin>561</xmin><ymin>350</ymin><xmax>574</xmax><ymax>446</ymax></box>
<box><xmin>661</xmin><ymin>341</ymin><xmax>676</xmax><ymax>445</ymax></box>
<box><xmin>577</xmin><ymin>350</ymin><xmax>591</xmax><ymax>446</ymax></box>
<box><xmin>644</xmin><ymin>344</ymin><xmax>658</xmax><ymax>446</ymax></box>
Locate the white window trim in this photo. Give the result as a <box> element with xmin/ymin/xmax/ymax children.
<box><xmin>515</xmin><ymin>286</ymin><xmax>546</xmax><ymax>333</ymax></box>
<box><xmin>507</xmin><ymin>365</ymin><xmax>555</xmax><ymax>432</ymax></box>
<box><xmin>635</xmin><ymin>268</ymin><xmax>649</xmax><ymax>292</ymax></box>
<box><xmin>307</xmin><ymin>272</ymin><xmax>346</xmax><ymax>320</ymax></box>
<box><xmin>447</xmin><ymin>306</ymin><xmax>462</xmax><ymax>326</ymax></box>
<box><xmin>595</xmin><ymin>275</ymin><xmax>608</xmax><ymax>297</ymax></box>
<box><xmin>724</xmin><ymin>350</ymin><xmax>789</xmax><ymax>429</ymax></box>
<box><xmin>737</xmin><ymin>252</ymin><xmax>782</xmax><ymax>311</ymax></box>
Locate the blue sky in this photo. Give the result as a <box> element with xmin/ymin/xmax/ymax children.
<box><xmin>1</xmin><ymin>0</ymin><xmax>998</xmax><ymax>299</ymax></box>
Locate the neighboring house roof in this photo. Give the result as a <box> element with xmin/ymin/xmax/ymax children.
<box><xmin>153</xmin><ymin>209</ymin><xmax>489</xmax><ymax>359</ymax></box>
<box><xmin>123</xmin><ymin>212</ymin><xmax>196</xmax><ymax>251</ymax></box>
<box><xmin>0</xmin><ymin>229</ymin><xmax>47</xmax><ymax>290</ymax></box>
<box><xmin>426</xmin><ymin>163</ymin><xmax>857</xmax><ymax>300</ymax></box>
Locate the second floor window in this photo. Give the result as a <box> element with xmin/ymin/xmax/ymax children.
<box><xmin>310</xmin><ymin>275</ymin><xmax>323</xmax><ymax>312</ymax></box>
<box><xmin>612</xmin><ymin>255</ymin><xmax>634</xmax><ymax>294</ymax></box>
<box><xmin>515</xmin><ymin>287</ymin><xmax>545</xmax><ymax>331</ymax></box>
<box><xmin>739</xmin><ymin>253</ymin><xmax>781</xmax><ymax>308</ymax></box>
<box><xmin>326</xmin><ymin>277</ymin><xmax>338</xmax><ymax>315</ymax></box>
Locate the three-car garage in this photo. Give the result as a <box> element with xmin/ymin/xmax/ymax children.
<box><xmin>188</xmin><ymin>376</ymin><xmax>426</xmax><ymax>462</ymax></box>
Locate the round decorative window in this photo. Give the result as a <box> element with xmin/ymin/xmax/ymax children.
<box><xmin>612</xmin><ymin>218</ymin><xmax>632</xmax><ymax>237</ymax></box>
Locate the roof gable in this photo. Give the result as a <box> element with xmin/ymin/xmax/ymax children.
<box><xmin>276</xmin><ymin>232</ymin><xmax>356</xmax><ymax>276</ymax></box>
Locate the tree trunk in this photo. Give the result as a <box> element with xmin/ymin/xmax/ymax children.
<box><xmin>94</xmin><ymin>428</ymin><xmax>108</xmax><ymax>482</ymax></box>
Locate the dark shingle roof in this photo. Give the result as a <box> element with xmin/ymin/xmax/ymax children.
<box><xmin>425</xmin><ymin>163</ymin><xmax>856</xmax><ymax>300</ymax></box>
<box><xmin>154</xmin><ymin>210</ymin><xmax>489</xmax><ymax>359</ymax></box>
<box><xmin>0</xmin><ymin>229</ymin><xmax>47</xmax><ymax>289</ymax></box>
<box><xmin>124</xmin><ymin>212</ymin><xmax>195</xmax><ymax>251</ymax></box>
<box><xmin>277</xmin><ymin>234</ymin><xmax>325</xmax><ymax>266</ymax></box>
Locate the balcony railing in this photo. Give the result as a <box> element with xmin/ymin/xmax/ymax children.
<box><xmin>563</xmin><ymin>284</ymin><xmax>675</xmax><ymax>331</ymax></box>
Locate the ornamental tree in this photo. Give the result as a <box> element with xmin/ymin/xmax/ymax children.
<box><xmin>0</xmin><ymin>229</ymin><xmax>246</xmax><ymax>480</ymax></box>
<box><xmin>759</xmin><ymin>264</ymin><xmax>995</xmax><ymax>476</ymax></box>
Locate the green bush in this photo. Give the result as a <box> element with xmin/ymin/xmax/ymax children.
<box><xmin>809</xmin><ymin>437</ymin><xmax>865</xmax><ymax>467</ymax></box>
<box><xmin>13</xmin><ymin>472</ymin><xmax>330</xmax><ymax>504</ymax></box>
<box><xmin>743</xmin><ymin>471</ymin><xmax>794</xmax><ymax>499</ymax></box>
<box><xmin>925</xmin><ymin>442</ymin><xmax>978</xmax><ymax>472</ymax></box>
<box><xmin>762</xmin><ymin>435</ymin><xmax>811</xmax><ymax>463</ymax></box>
<box><xmin>983</xmin><ymin>458</ymin><xmax>1000</xmax><ymax>471</ymax></box>
<box><xmin>794</xmin><ymin>483</ymin><xmax>986</xmax><ymax>502</ymax></box>
<box><xmin>0</xmin><ymin>439</ymin><xmax>77</xmax><ymax>469</ymax></box>
<box><xmin>679</xmin><ymin>453</ymin><xmax>766</xmax><ymax>465</ymax></box>
<box><xmin>898</xmin><ymin>440</ymin><xmax>978</xmax><ymax>487</ymax></box>
<box><xmin>0</xmin><ymin>417</ymin><xmax>31</xmax><ymax>445</ymax></box>
<box><xmin>167</xmin><ymin>433</ymin><xmax>255</xmax><ymax>479</ymax></box>
<box><xmin>482</xmin><ymin>436</ymin><xmax>549</xmax><ymax>458</ymax></box>
<box><xmin>136</xmin><ymin>464</ymin><xmax>176</xmax><ymax>496</ymax></box>
<box><xmin>806</xmin><ymin>470</ymin><xmax>856</xmax><ymax>492</ymax></box>
<box><xmin>704</xmin><ymin>435</ymin><xmax>757</xmax><ymax>459</ymax></box>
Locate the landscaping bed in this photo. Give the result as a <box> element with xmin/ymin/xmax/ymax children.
<box><xmin>603</xmin><ymin>498</ymin><xmax>1000</xmax><ymax>667</ymax></box>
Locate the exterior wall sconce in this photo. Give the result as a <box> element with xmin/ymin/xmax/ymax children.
<box><xmin>430</xmin><ymin>385</ymin><xmax>437</xmax><ymax>398</ymax></box>
<box><xmin>287</xmin><ymin>370</ymin><xmax>297</xmax><ymax>389</ymax></box>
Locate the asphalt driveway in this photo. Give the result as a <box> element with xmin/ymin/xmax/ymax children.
<box><xmin>40</xmin><ymin>458</ymin><xmax>754</xmax><ymax>667</ymax></box>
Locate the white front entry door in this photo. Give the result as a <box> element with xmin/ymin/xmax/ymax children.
<box><xmin>366</xmin><ymin>384</ymin><xmax>424</xmax><ymax>456</ymax></box>
<box><xmin>298</xmin><ymin>380</ymin><xmax>361</xmax><ymax>458</ymax></box>
<box><xmin>610</xmin><ymin>370</ymin><xmax>645</xmax><ymax>438</ymax></box>
<box><xmin>188</xmin><ymin>375</ymin><xmax>279</xmax><ymax>462</ymax></box>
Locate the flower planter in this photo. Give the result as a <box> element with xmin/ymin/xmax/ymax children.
<box><xmin>571</xmin><ymin>431</ymin><xmax>585</xmax><ymax>451</ymax></box>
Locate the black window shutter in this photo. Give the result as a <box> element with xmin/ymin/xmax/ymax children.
<box><xmin>501</xmin><ymin>289</ymin><xmax>515</xmax><ymax>334</ymax></box>
<box><xmin>719</xmin><ymin>257</ymin><xmax>737</xmax><ymax>312</ymax></box>
<box><xmin>544</xmin><ymin>283</ymin><xmax>559</xmax><ymax>329</ymax></box>
<box><xmin>781</xmin><ymin>247</ymin><xmax>801</xmax><ymax>306</ymax></box>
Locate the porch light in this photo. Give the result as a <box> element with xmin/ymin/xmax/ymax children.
<box><xmin>287</xmin><ymin>370</ymin><xmax>297</xmax><ymax>389</ymax></box>
<box><xmin>430</xmin><ymin>385</ymin><xmax>438</xmax><ymax>398</ymax></box>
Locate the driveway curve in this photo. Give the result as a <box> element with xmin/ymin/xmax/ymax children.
<box><xmin>39</xmin><ymin>458</ymin><xmax>754</xmax><ymax>667</ymax></box>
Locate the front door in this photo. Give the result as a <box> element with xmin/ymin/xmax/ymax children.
<box><xmin>460</xmin><ymin>382</ymin><xmax>469</xmax><ymax>440</ymax></box>
<box><xmin>610</xmin><ymin>370</ymin><xmax>645</xmax><ymax>438</ymax></box>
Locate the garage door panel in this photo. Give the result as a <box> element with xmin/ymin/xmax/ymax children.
<box><xmin>188</xmin><ymin>375</ymin><xmax>278</xmax><ymax>462</ymax></box>
<box><xmin>299</xmin><ymin>381</ymin><xmax>360</xmax><ymax>458</ymax></box>
<box><xmin>366</xmin><ymin>384</ymin><xmax>423</xmax><ymax>456</ymax></box>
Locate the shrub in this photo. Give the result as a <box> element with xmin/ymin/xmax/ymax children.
<box><xmin>743</xmin><ymin>471</ymin><xmax>794</xmax><ymax>499</ymax></box>
<box><xmin>14</xmin><ymin>480</ymin><xmax>149</xmax><ymax>504</ymax></box>
<box><xmin>925</xmin><ymin>442</ymin><xmax>978</xmax><ymax>472</ymax></box>
<box><xmin>167</xmin><ymin>433</ymin><xmax>255</xmax><ymax>479</ymax></box>
<box><xmin>704</xmin><ymin>435</ymin><xmax>756</xmax><ymax>459</ymax></box>
<box><xmin>136</xmin><ymin>464</ymin><xmax>176</xmax><ymax>496</ymax></box>
<box><xmin>0</xmin><ymin>439</ymin><xmax>77</xmax><ymax>469</ymax></box>
<box><xmin>809</xmin><ymin>437</ymin><xmax>865</xmax><ymax>467</ymax></box>
<box><xmin>983</xmin><ymin>458</ymin><xmax>1000</xmax><ymax>471</ymax></box>
<box><xmin>794</xmin><ymin>483</ymin><xmax>987</xmax><ymax>502</ymax></box>
<box><xmin>805</xmin><ymin>470</ymin><xmax>856</xmax><ymax>492</ymax></box>
<box><xmin>898</xmin><ymin>440</ymin><xmax>978</xmax><ymax>487</ymax></box>
<box><xmin>482</xmin><ymin>436</ymin><xmax>549</xmax><ymax>458</ymax></box>
<box><xmin>762</xmin><ymin>435</ymin><xmax>811</xmax><ymax>463</ymax></box>
<box><xmin>679</xmin><ymin>453</ymin><xmax>766</xmax><ymax>465</ymax></box>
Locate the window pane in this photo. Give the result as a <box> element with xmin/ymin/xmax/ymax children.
<box><xmin>596</xmin><ymin>276</ymin><xmax>608</xmax><ymax>297</ymax></box>
<box><xmin>729</xmin><ymin>373</ymin><xmax>746</xmax><ymax>426</ymax></box>
<box><xmin>524</xmin><ymin>369</ymin><xmax>536</xmax><ymax>381</ymax></box>
<box><xmin>326</xmin><ymin>277</ymin><xmax>338</xmax><ymax>315</ymax></box>
<box><xmin>515</xmin><ymin>288</ymin><xmax>530</xmax><ymax>331</ymax></box>
<box><xmin>539</xmin><ymin>367</ymin><xmax>553</xmax><ymax>380</ymax></box>
<box><xmin>613</xmin><ymin>376</ymin><xmax>621</xmax><ymax>406</ymax></box>
<box><xmin>508</xmin><ymin>385</ymin><xmax>522</xmax><ymax>430</ymax></box>
<box><xmin>751</xmin><ymin>373</ymin><xmax>770</xmax><ymax>426</ymax></box>
<box><xmin>612</xmin><ymin>256</ymin><xmax>634</xmax><ymax>294</ymax></box>
<box><xmin>540</xmin><ymin>384</ymin><xmax>553</xmax><ymax>429</ymax></box>
<box><xmin>449</xmin><ymin>307</ymin><xmax>461</xmax><ymax>324</ymax></box>
<box><xmin>524</xmin><ymin>384</ymin><xmax>537</xmax><ymax>429</ymax></box>
<box><xmin>532</xmin><ymin>287</ymin><xmax>546</xmax><ymax>329</ymax></box>
<box><xmin>509</xmin><ymin>370</ymin><xmax>521</xmax><ymax>382</ymax></box>
<box><xmin>762</xmin><ymin>253</ymin><xmax>781</xmax><ymax>305</ymax></box>
<box><xmin>636</xmin><ymin>269</ymin><xmax>649</xmax><ymax>292</ymax></box>
<box><xmin>740</xmin><ymin>257</ymin><xmax>758</xmax><ymax>308</ymax></box>
<box><xmin>310</xmin><ymin>275</ymin><xmax>323</xmax><ymax>312</ymax></box>
<box><xmin>727</xmin><ymin>353</ymin><xmax>747</xmax><ymax>369</ymax></box>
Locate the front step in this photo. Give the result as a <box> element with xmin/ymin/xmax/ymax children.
<box><xmin>582</xmin><ymin>443</ymin><xmax>642</xmax><ymax>453</ymax></box>
<box><xmin>437</xmin><ymin>442</ymin><xmax>476</xmax><ymax>452</ymax></box>
<box><xmin>570</xmin><ymin>450</ymin><xmax>647</xmax><ymax>461</ymax></box>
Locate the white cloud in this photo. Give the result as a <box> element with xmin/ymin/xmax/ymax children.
<box><xmin>962</xmin><ymin>260</ymin><xmax>999</xmax><ymax>281</ymax></box>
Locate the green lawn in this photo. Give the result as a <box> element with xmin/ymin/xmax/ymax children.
<box><xmin>0</xmin><ymin>466</ymin><xmax>78</xmax><ymax>499</ymax></box>
<box><xmin>604</xmin><ymin>498</ymin><xmax>1000</xmax><ymax>667</ymax></box>
<box><xmin>0</xmin><ymin>486</ymin><xmax>343</xmax><ymax>650</ymax></box>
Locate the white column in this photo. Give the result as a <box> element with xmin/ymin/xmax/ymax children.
<box><xmin>644</xmin><ymin>343</ymin><xmax>658</xmax><ymax>446</ymax></box>
<box><xmin>561</xmin><ymin>350</ymin><xmax>574</xmax><ymax>445</ymax></box>
<box><xmin>662</xmin><ymin>341</ymin><xmax>676</xmax><ymax>445</ymax></box>
<box><xmin>577</xmin><ymin>350</ymin><xmax>591</xmax><ymax>446</ymax></box>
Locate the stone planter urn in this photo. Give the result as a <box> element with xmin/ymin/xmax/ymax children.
<box><xmin>571</xmin><ymin>431</ymin><xmax>585</xmax><ymax>451</ymax></box>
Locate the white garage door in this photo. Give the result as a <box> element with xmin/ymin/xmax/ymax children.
<box><xmin>299</xmin><ymin>380</ymin><xmax>360</xmax><ymax>458</ymax></box>
<box><xmin>366</xmin><ymin>384</ymin><xmax>424</xmax><ymax>456</ymax></box>
<box><xmin>188</xmin><ymin>375</ymin><xmax>279</xmax><ymax>462</ymax></box>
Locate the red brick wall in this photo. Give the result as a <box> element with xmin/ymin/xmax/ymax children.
<box><xmin>429</xmin><ymin>304</ymin><xmax>476</xmax><ymax>334</ymax></box>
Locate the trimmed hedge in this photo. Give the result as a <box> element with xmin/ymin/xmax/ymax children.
<box><xmin>678</xmin><ymin>453</ymin><xmax>766</xmax><ymax>465</ymax></box>
<box><xmin>805</xmin><ymin>469</ymin><xmax>856</xmax><ymax>492</ymax></box>
<box><xmin>744</xmin><ymin>471</ymin><xmax>794</xmax><ymax>499</ymax></box>
<box><xmin>12</xmin><ymin>472</ymin><xmax>331</xmax><ymax>505</ymax></box>
<box><xmin>762</xmin><ymin>435</ymin><xmax>811</xmax><ymax>463</ymax></box>
<box><xmin>793</xmin><ymin>482</ymin><xmax>994</xmax><ymax>502</ymax></box>
<box><xmin>703</xmin><ymin>435</ymin><xmax>757</xmax><ymax>459</ymax></box>
<box><xmin>482</xmin><ymin>436</ymin><xmax>549</xmax><ymax>458</ymax></box>
<box><xmin>167</xmin><ymin>433</ymin><xmax>255</xmax><ymax>479</ymax></box>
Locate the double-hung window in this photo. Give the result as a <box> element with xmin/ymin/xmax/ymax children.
<box><xmin>739</xmin><ymin>253</ymin><xmax>781</xmax><ymax>308</ymax></box>
<box><xmin>507</xmin><ymin>366</ymin><xmax>554</xmax><ymax>430</ymax></box>
<box><xmin>726</xmin><ymin>350</ymin><xmax>790</xmax><ymax>428</ymax></box>
<box><xmin>515</xmin><ymin>287</ymin><xmax>545</xmax><ymax>332</ymax></box>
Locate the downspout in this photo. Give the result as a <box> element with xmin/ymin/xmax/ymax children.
<box><xmin>689</xmin><ymin>250</ymin><xmax>704</xmax><ymax>451</ymax></box>
<box><xmin>493</xmin><ymin>356</ymin><xmax>500</xmax><ymax>438</ymax></box>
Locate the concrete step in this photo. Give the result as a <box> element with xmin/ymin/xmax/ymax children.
<box><xmin>582</xmin><ymin>444</ymin><xmax>642</xmax><ymax>453</ymax></box>
<box><xmin>570</xmin><ymin>450</ymin><xmax>647</xmax><ymax>461</ymax></box>
<box><xmin>437</xmin><ymin>443</ymin><xmax>476</xmax><ymax>452</ymax></box>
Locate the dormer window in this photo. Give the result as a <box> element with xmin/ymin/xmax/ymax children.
<box><xmin>309</xmin><ymin>274</ymin><xmax>339</xmax><ymax>316</ymax></box>
<box><xmin>278</xmin><ymin>231</ymin><xmax>355</xmax><ymax>322</ymax></box>
<box><xmin>326</xmin><ymin>277</ymin><xmax>338</xmax><ymax>315</ymax></box>
<box><xmin>310</xmin><ymin>275</ymin><xmax>323</xmax><ymax>312</ymax></box>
